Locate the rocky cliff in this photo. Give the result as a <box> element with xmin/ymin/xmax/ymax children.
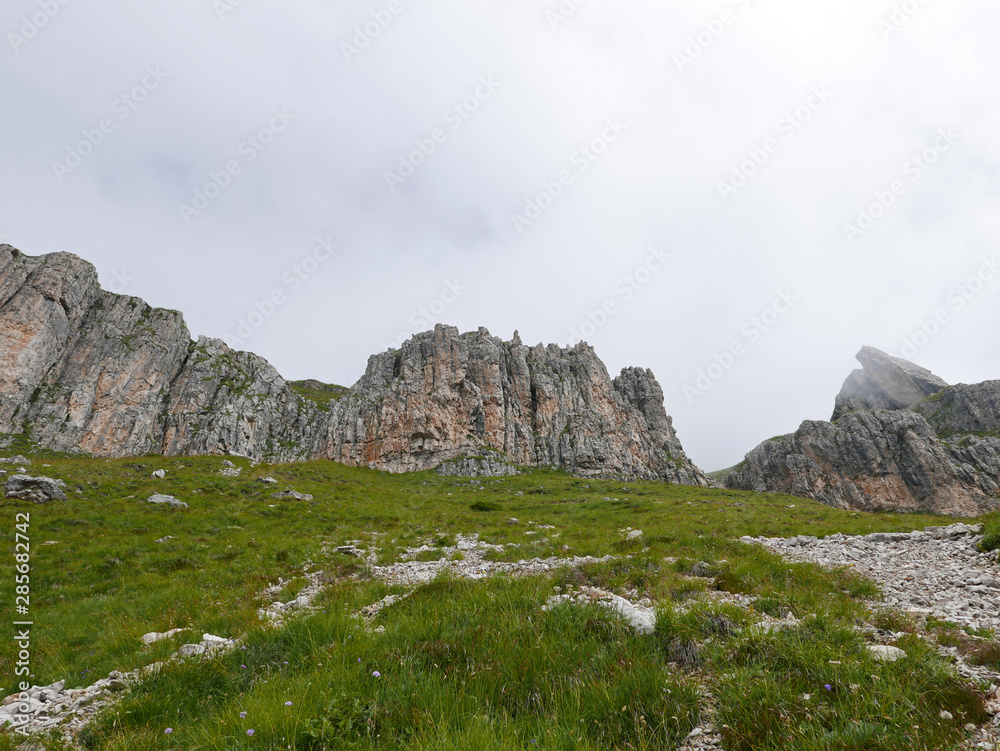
<box><xmin>0</xmin><ymin>247</ymin><xmax>324</xmax><ymax>462</ymax></box>
<box><xmin>914</xmin><ymin>381</ymin><xmax>1000</xmax><ymax>437</ymax></box>
<box><xmin>321</xmin><ymin>326</ymin><xmax>706</xmax><ymax>483</ymax></box>
<box><xmin>727</xmin><ymin>347</ymin><xmax>1000</xmax><ymax>516</ymax></box>
<box><xmin>0</xmin><ymin>245</ymin><xmax>706</xmax><ymax>484</ymax></box>
<box><xmin>832</xmin><ymin>345</ymin><xmax>949</xmax><ymax>420</ymax></box>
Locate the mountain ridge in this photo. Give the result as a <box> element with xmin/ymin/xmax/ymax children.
<box><xmin>728</xmin><ymin>346</ymin><xmax>1000</xmax><ymax>516</ymax></box>
<box><xmin>0</xmin><ymin>244</ymin><xmax>706</xmax><ymax>484</ymax></box>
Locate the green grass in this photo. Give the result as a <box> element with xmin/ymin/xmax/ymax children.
<box><xmin>0</xmin><ymin>436</ymin><xmax>994</xmax><ymax>750</ymax></box>
<box><xmin>714</xmin><ymin>624</ymin><xmax>989</xmax><ymax>750</ymax></box>
<box><xmin>705</xmin><ymin>466</ymin><xmax>738</xmax><ymax>483</ymax></box>
<box><xmin>979</xmin><ymin>511</ymin><xmax>1000</xmax><ymax>552</ymax></box>
<box><xmin>287</xmin><ymin>380</ymin><xmax>350</xmax><ymax>407</ymax></box>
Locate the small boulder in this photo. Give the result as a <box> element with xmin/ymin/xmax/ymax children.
<box><xmin>151</xmin><ymin>469</ymin><xmax>166</xmax><ymax>479</ymax></box>
<box><xmin>141</xmin><ymin>628</ymin><xmax>188</xmax><ymax>645</ymax></box>
<box><xmin>5</xmin><ymin>475</ymin><xmax>67</xmax><ymax>503</ymax></box>
<box><xmin>32</xmin><ymin>679</ymin><xmax>65</xmax><ymax>699</ymax></box>
<box><xmin>867</xmin><ymin>645</ymin><xmax>906</xmax><ymax>662</ymax></box>
<box><xmin>258</xmin><ymin>477</ymin><xmax>278</xmax><ymax>484</ymax></box>
<box><xmin>0</xmin><ymin>456</ymin><xmax>31</xmax><ymax>466</ymax></box>
<box><xmin>147</xmin><ymin>494</ymin><xmax>188</xmax><ymax>509</ymax></box>
<box><xmin>600</xmin><ymin>592</ymin><xmax>656</xmax><ymax>634</ymax></box>
<box><xmin>626</xmin><ymin>529</ymin><xmax>644</xmax><ymax>541</ymax></box>
<box><xmin>176</xmin><ymin>643</ymin><xmax>205</xmax><ymax>658</ymax></box>
<box><xmin>272</xmin><ymin>490</ymin><xmax>313</xmax><ymax>501</ymax></box>
<box><xmin>689</xmin><ymin>561</ymin><xmax>715</xmax><ymax>578</ymax></box>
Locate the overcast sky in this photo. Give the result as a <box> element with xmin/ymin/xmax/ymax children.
<box><xmin>2</xmin><ymin>0</ymin><xmax>998</xmax><ymax>471</ymax></box>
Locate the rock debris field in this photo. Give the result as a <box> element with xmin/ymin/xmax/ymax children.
<box><xmin>4</xmin><ymin>523</ymin><xmax>1000</xmax><ymax>749</ymax></box>
<box><xmin>745</xmin><ymin>522</ymin><xmax>1000</xmax><ymax>751</ymax></box>
<box><xmin>369</xmin><ymin>532</ymin><xmax>614</xmax><ymax>587</ymax></box>
<box><xmin>744</xmin><ymin>523</ymin><xmax>1000</xmax><ymax>636</ymax></box>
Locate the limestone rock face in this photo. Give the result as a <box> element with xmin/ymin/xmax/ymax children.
<box><xmin>727</xmin><ymin>411</ymin><xmax>997</xmax><ymax>516</ymax></box>
<box><xmin>832</xmin><ymin>346</ymin><xmax>949</xmax><ymax>420</ymax></box>
<box><xmin>322</xmin><ymin>326</ymin><xmax>707</xmax><ymax>483</ymax></box>
<box><xmin>0</xmin><ymin>245</ymin><xmax>705</xmax><ymax>484</ymax></box>
<box><xmin>729</xmin><ymin>346</ymin><xmax>1000</xmax><ymax>516</ymax></box>
<box><xmin>436</xmin><ymin>448</ymin><xmax>521</xmax><ymax>477</ymax></box>
<box><xmin>913</xmin><ymin>381</ymin><xmax>1000</xmax><ymax>436</ymax></box>
<box><xmin>159</xmin><ymin>336</ymin><xmax>331</xmax><ymax>463</ymax></box>
<box><xmin>0</xmin><ymin>245</ymin><xmax>328</xmax><ymax>462</ymax></box>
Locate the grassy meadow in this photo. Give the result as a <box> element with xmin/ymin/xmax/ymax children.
<box><xmin>1</xmin><ymin>435</ymin><xmax>998</xmax><ymax>750</ymax></box>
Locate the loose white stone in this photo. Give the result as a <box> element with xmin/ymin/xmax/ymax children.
<box><xmin>140</xmin><ymin>628</ymin><xmax>187</xmax><ymax>645</ymax></box>
<box><xmin>867</xmin><ymin>645</ymin><xmax>907</xmax><ymax>662</ymax></box>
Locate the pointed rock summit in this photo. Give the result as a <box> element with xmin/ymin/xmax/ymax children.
<box><xmin>832</xmin><ymin>346</ymin><xmax>949</xmax><ymax>420</ymax></box>
<box><xmin>728</xmin><ymin>346</ymin><xmax>1000</xmax><ymax>517</ymax></box>
<box><xmin>0</xmin><ymin>244</ymin><xmax>706</xmax><ymax>484</ymax></box>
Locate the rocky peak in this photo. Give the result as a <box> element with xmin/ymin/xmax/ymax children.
<box><xmin>327</xmin><ymin>324</ymin><xmax>707</xmax><ymax>483</ymax></box>
<box><xmin>728</xmin><ymin>347</ymin><xmax>1000</xmax><ymax>517</ymax></box>
<box><xmin>832</xmin><ymin>346</ymin><xmax>949</xmax><ymax>420</ymax></box>
<box><xmin>0</xmin><ymin>245</ymin><xmax>706</xmax><ymax>484</ymax></box>
<box><xmin>727</xmin><ymin>410</ymin><xmax>997</xmax><ymax>516</ymax></box>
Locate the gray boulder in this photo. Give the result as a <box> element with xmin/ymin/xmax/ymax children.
<box><xmin>271</xmin><ymin>490</ymin><xmax>313</xmax><ymax>501</ymax></box>
<box><xmin>4</xmin><ymin>475</ymin><xmax>67</xmax><ymax>503</ymax></box>
<box><xmin>147</xmin><ymin>494</ymin><xmax>188</xmax><ymax>509</ymax></box>
<box><xmin>0</xmin><ymin>455</ymin><xmax>31</xmax><ymax>465</ymax></box>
